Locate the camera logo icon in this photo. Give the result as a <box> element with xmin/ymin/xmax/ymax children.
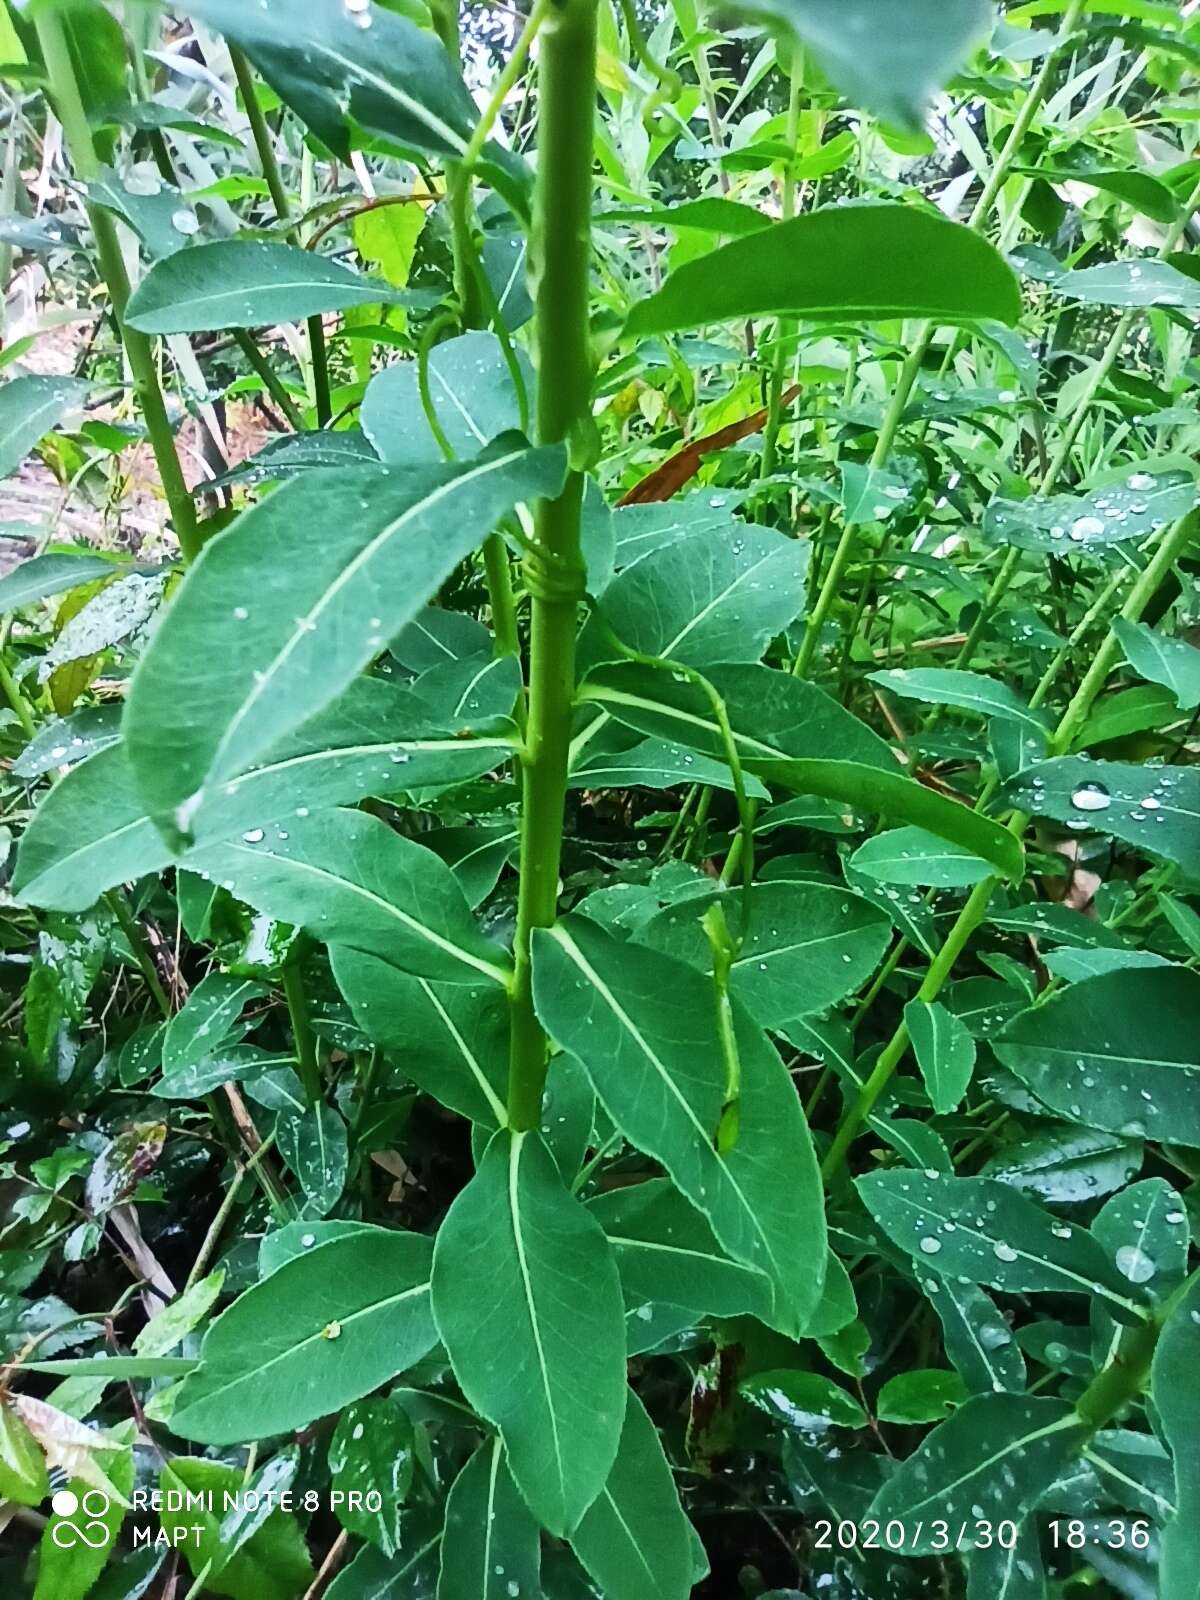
<box><xmin>49</xmin><ymin>1488</ymin><xmax>112</xmax><ymax>1550</ymax></box>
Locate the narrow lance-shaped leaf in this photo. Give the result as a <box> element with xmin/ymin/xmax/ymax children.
<box><xmin>430</xmin><ymin>1130</ymin><xmax>627</xmax><ymax>1538</ymax></box>
<box><xmin>591</xmin><ymin>523</ymin><xmax>809</xmax><ymax>670</ymax></box>
<box><xmin>0</xmin><ymin>550</ymin><xmax>132</xmax><ymax>616</ymax></box>
<box><xmin>184</xmin><ymin>810</ymin><xmax>512</xmax><ymax>988</ymax></box>
<box><xmin>994</xmin><ymin>967</ymin><xmax>1200</xmax><ymax>1148</ymax></box>
<box><xmin>532</xmin><ymin>915</ymin><xmax>827</xmax><ymax>1338</ymax></box>
<box><xmin>904</xmin><ymin>999</ymin><xmax>977</xmax><ymax>1114</ymax></box>
<box><xmin>1112</xmin><ymin>618</ymin><xmax>1200</xmax><ymax>711</ymax></box>
<box><xmin>570</xmin><ymin>1389</ymin><xmax>696</xmax><ymax>1600</ymax></box>
<box><xmin>866</xmin><ymin>1395</ymin><xmax>1088</xmax><ymax>1554</ymax></box>
<box><xmin>180</xmin><ymin>0</ymin><xmax>482</xmax><ymax>162</ymax></box>
<box><xmin>850</xmin><ymin>826</ymin><xmax>993</xmax><ymax>889</ymax></box>
<box><xmin>438</xmin><ymin>1436</ymin><xmax>542</xmax><ymax>1600</ymax></box>
<box><xmin>276</xmin><ymin>1103</ymin><xmax>348</xmax><ymax>1216</ymax></box>
<box><xmin>1152</xmin><ymin>1277</ymin><xmax>1200</xmax><ymax>1600</ymax></box>
<box><xmin>125</xmin><ymin>240</ymin><xmax>411</xmax><ymax>333</ymax></box>
<box><xmin>331</xmin><ymin>949</ymin><xmax>509</xmax><ymax>1125</ymax></box>
<box><xmin>124</xmin><ymin>447</ymin><xmax>565</xmax><ymax>836</ymax></box>
<box><xmin>634</xmin><ymin>881</ymin><xmax>891</xmax><ymax>1030</ymax></box>
<box><xmin>1003</xmin><ymin>756</ymin><xmax>1200</xmax><ymax>876</ymax></box>
<box><xmin>625</xmin><ymin>205</ymin><xmax>1022</xmax><ymax>337</ymax></box>
<box><xmin>0</xmin><ymin>376</ymin><xmax>91</xmax><ymax>480</ymax></box>
<box><xmin>170</xmin><ymin>1228</ymin><xmax>437</xmax><ymax>1445</ymax></box>
<box><xmin>588</xmin><ymin>1178</ymin><xmax>773</xmax><ymax>1324</ymax></box>
<box><xmin>856</xmin><ymin>1169</ymin><xmax>1147</xmax><ymax>1316</ymax></box>
<box><xmin>721</xmin><ymin>0</ymin><xmax>993</xmax><ymax>133</ymax></box>
<box><xmin>580</xmin><ymin>662</ymin><xmax>1024</xmax><ymax>881</ymax></box>
<box><xmin>870</xmin><ymin>668</ymin><xmax>1050</xmax><ymax>734</ymax></box>
<box><xmin>363</xmin><ymin>329</ymin><xmax>534</xmax><ymax>468</ymax></box>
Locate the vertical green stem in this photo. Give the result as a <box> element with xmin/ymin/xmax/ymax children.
<box><xmin>760</xmin><ymin>60</ymin><xmax>804</xmax><ymax>480</ymax></box>
<box><xmin>282</xmin><ymin>955</ymin><xmax>321</xmax><ymax>1106</ymax></box>
<box><xmin>507</xmin><ymin>0</ymin><xmax>598</xmax><ymax>1130</ymax></box>
<box><xmin>230</xmin><ymin>44</ymin><xmax>331</xmax><ymax>425</ymax></box>
<box><xmin>36</xmin><ymin>9</ymin><xmax>200</xmax><ymax>561</ymax></box>
<box><xmin>823</xmin><ymin>509</ymin><xmax>1199</xmax><ymax>1179</ymax></box>
<box><xmin>0</xmin><ymin>642</ymin><xmax>36</xmax><ymax>737</ymax></box>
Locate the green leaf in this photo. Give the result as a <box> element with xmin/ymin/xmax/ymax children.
<box><xmin>904</xmin><ymin>999</ymin><xmax>976</xmax><ymax>1113</ymax></box>
<box><xmin>876</xmin><ymin>1369</ymin><xmax>968</xmax><ymax>1424</ymax></box>
<box><xmin>185</xmin><ymin>810</ymin><xmax>511</xmax><ymax>986</ymax></box>
<box><xmin>325</xmin><ymin>1520</ymin><xmax>442</xmax><ymax>1600</ymax></box>
<box><xmin>570</xmin><ymin>1389</ymin><xmax>696</xmax><ymax>1600</ymax></box>
<box><xmin>722</xmin><ymin>0</ymin><xmax>992</xmax><ymax>131</ymax></box>
<box><xmin>635</xmin><ymin>881</ymin><xmax>891</xmax><ymax>1030</ymax></box>
<box><xmin>592</xmin><ymin>522</ymin><xmax>808</xmax><ymax>669</ymax></box>
<box><xmin>328</xmin><ymin>1399</ymin><xmax>414</xmax><ymax>1558</ymax></box>
<box><xmin>1017</xmin><ymin>159</ymin><xmax>1178</xmax><ymax>224</ymax></box>
<box><xmin>740</xmin><ymin>1371</ymin><xmax>867</xmax><ymax>1431</ymax></box>
<box><xmin>1003</xmin><ymin>756</ymin><xmax>1200</xmax><ymax>874</ymax></box>
<box><xmin>580</xmin><ymin>663</ymin><xmax>1024</xmax><ymax>881</ymax></box>
<box><xmin>980</xmin><ymin>1126</ymin><xmax>1142</xmax><ymax>1205</ymax></box>
<box><xmin>180</xmin><ymin>0</ymin><xmax>482</xmax><ymax>163</ymax></box>
<box><xmin>125</xmin><ymin>241</ymin><xmax>406</xmax><ymax>333</ymax></box>
<box><xmin>601</xmin><ymin>198</ymin><xmax>771</xmax><ymax>235</ymax></box>
<box><xmin>588</xmin><ymin>1178</ymin><xmax>773</xmax><ymax>1323</ymax></box>
<box><xmin>34</xmin><ymin>1421</ymin><xmax>135</xmax><ymax>1600</ymax></box>
<box><xmin>12</xmin><ymin>704</ymin><xmax>122</xmax><ymax>779</ymax></box>
<box><xmin>88</xmin><ymin>168</ymin><xmax>197</xmax><ymax>259</ymax></box>
<box><xmin>866</xmin><ymin>1395</ymin><xmax>1086</xmax><ymax>1553</ymax></box>
<box><xmin>12</xmin><ymin>745</ymin><xmax>169</xmax><ymax>913</ymax></box>
<box><xmin>568</xmin><ymin>736</ymin><xmax>769</xmax><ymax>799</ymax></box>
<box><xmin>277</xmin><ymin>1102</ymin><xmax>348</xmax><ymax>1215</ymax></box>
<box><xmin>201</xmin><ymin>428</ymin><xmax>381</xmax><ymax>493</ymax></box>
<box><xmin>994</xmin><ymin>967</ymin><xmax>1200</xmax><ymax>1147</ymax></box>
<box><xmin>928</xmin><ymin>1279</ymin><xmax>1026</xmax><ymax>1396</ymax></box>
<box><xmin>965</xmin><ymin>1524</ymin><xmax>1046</xmax><ymax>1600</ymax></box>
<box><xmin>1113</xmin><ymin>618</ymin><xmax>1200</xmax><ymax>710</ymax></box>
<box><xmin>362</xmin><ymin>331</ymin><xmax>533</xmax><ymax>467</ymax></box>
<box><xmin>0</xmin><ymin>376</ymin><xmax>90</xmax><ymax>480</ymax></box>
<box><xmin>1092</xmin><ymin>1179</ymin><xmax>1190</xmax><ymax>1306</ymax></box>
<box><xmin>1053</xmin><ymin>258</ymin><xmax>1200</xmax><ymax>308</ymax></box>
<box><xmin>159</xmin><ymin>1458</ymin><xmax>313</xmax><ymax>1600</ymax></box>
<box><xmin>162</xmin><ymin>973</ymin><xmax>264</xmax><ymax>1071</ymax></box>
<box><xmin>0</xmin><ymin>1403</ymin><xmax>50</xmax><ymax>1505</ymax></box>
<box><xmin>171</xmin><ymin>1227</ymin><xmax>437</xmax><ymax>1444</ymax></box>
<box><xmin>331</xmin><ymin>951</ymin><xmax>508</xmax><ymax>1124</ymax></box>
<box><xmin>431</xmin><ymin>1129</ymin><xmax>627</xmax><ymax>1538</ymax></box>
<box><xmin>124</xmin><ymin>449</ymin><xmax>564</xmax><ymax>834</ymax></box>
<box><xmin>851</xmin><ymin>826</ymin><xmax>993</xmax><ymax>888</ymax></box>
<box><xmin>532</xmin><ymin>916</ymin><xmax>826</xmax><ymax>1337</ymax></box>
<box><xmin>609</xmin><ymin>490</ymin><xmax>748</xmax><ymax>570</ymax></box>
<box><xmin>152</xmin><ymin>1045</ymin><xmax>297</xmax><ymax>1101</ymax></box>
<box><xmin>438</xmin><ymin>1436</ymin><xmax>542</xmax><ymax>1600</ymax></box>
<box><xmin>984</xmin><ymin>471</ymin><xmax>1194</xmax><ymax>555</ymax></box>
<box><xmin>856</xmin><ymin>1169</ymin><xmax>1146</xmax><ymax>1315</ymax></box>
<box><xmin>625</xmin><ymin>205</ymin><xmax>1022</xmax><ymax>337</ymax></box>
<box><xmin>871</xmin><ymin>668</ymin><xmax>1049</xmax><ymax>733</ymax></box>
<box><xmin>1153</xmin><ymin>1276</ymin><xmax>1200</xmax><ymax>1600</ymax></box>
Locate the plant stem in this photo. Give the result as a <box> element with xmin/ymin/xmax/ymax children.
<box><xmin>0</xmin><ymin>644</ymin><xmax>35</xmax><ymax>737</ymax></box>
<box><xmin>823</xmin><ymin>508</ymin><xmax>1199</xmax><ymax>1179</ymax></box>
<box><xmin>507</xmin><ymin>0</ymin><xmax>597</xmax><ymax>1131</ymax></box>
<box><xmin>35</xmin><ymin>9</ymin><xmax>200</xmax><ymax>561</ymax></box>
<box><xmin>232</xmin><ymin>329</ymin><xmax>305</xmax><ymax>429</ymax></box>
<box><xmin>105</xmin><ymin>891</ymin><xmax>171</xmax><ymax>1019</ymax></box>
<box><xmin>282</xmin><ymin>953</ymin><xmax>321</xmax><ymax>1106</ymax></box>
<box><xmin>230</xmin><ymin>44</ymin><xmax>331</xmax><ymax>426</ymax></box>
<box><xmin>760</xmin><ymin>60</ymin><xmax>803</xmax><ymax>480</ymax></box>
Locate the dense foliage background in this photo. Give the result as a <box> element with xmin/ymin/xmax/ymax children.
<box><xmin>1</xmin><ymin>1</ymin><xmax>1199</xmax><ymax>1597</ymax></box>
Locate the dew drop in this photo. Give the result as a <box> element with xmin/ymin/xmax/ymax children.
<box><xmin>1115</xmin><ymin>1245</ymin><xmax>1155</xmax><ymax>1284</ymax></box>
<box><xmin>1070</xmin><ymin>783</ymin><xmax>1111</xmax><ymax>812</ymax></box>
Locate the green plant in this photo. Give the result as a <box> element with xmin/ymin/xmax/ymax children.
<box><xmin>1</xmin><ymin>1</ymin><xmax>1199</xmax><ymax>1597</ymax></box>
